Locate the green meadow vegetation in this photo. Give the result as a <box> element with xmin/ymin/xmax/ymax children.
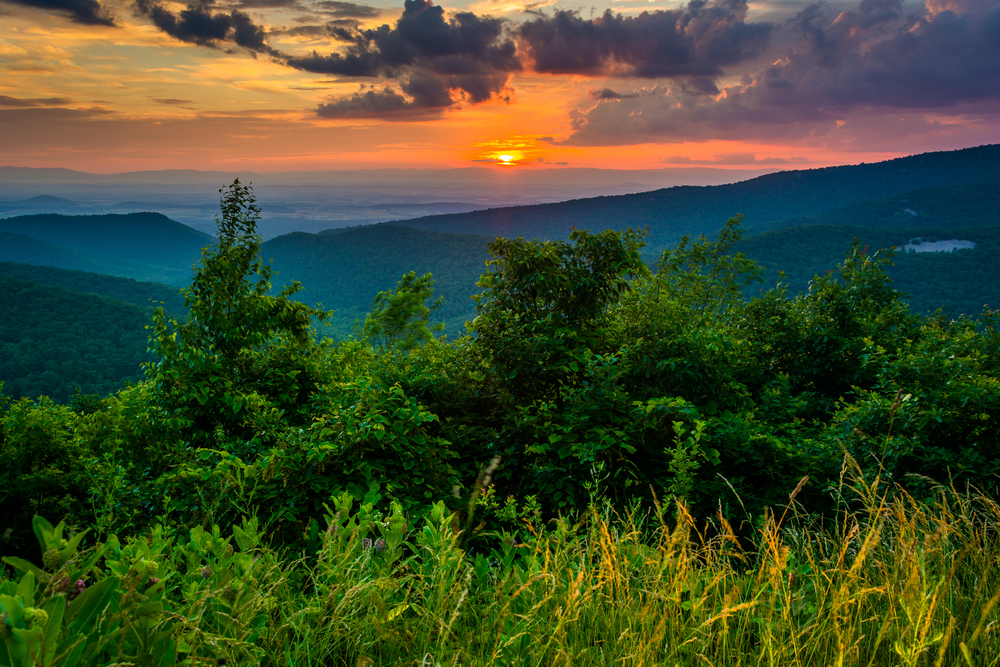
<box><xmin>2</xmin><ymin>182</ymin><xmax>999</xmax><ymax>665</ymax></box>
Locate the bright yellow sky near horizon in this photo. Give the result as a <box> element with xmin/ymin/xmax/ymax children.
<box><xmin>1</xmin><ymin>0</ymin><xmax>998</xmax><ymax>173</ymax></box>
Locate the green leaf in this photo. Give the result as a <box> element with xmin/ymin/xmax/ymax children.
<box><xmin>31</xmin><ymin>517</ymin><xmax>54</xmax><ymax>552</ymax></box>
<box><xmin>56</xmin><ymin>634</ymin><xmax>87</xmax><ymax>667</ymax></box>
<box><xmin>1</xmin><ymin>559</ymin><xmax>43</xmax><ymax>580</ymax></box>
<box><xmin>41</xmin><ymin>595</ymin><xmax>66</xmax><ymax>665</ymax></box>
<box><xmin>66</xmin><ymin>578</ymin><xmax>117</xmax><ymax>634</ymax></box>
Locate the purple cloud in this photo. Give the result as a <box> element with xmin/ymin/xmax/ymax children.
<box><xmin>565</xmin><ymin>0</ymin><xmax>1000</xmax><ymax>145</ymax></box>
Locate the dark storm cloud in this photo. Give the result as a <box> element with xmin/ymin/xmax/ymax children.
<box><xmin>287</xmin><ymin>0</ymin><xmax>520</xmax><ymax>114</ymax></box>
<box><xmin>313</xmin><ymin>1</ymin><xmax>380</xmax><ymax>18</ymax></box>
<box><xmin>588</xmin><ymin>87</ymin><xmax>640</xmax><ymax>99</ymax></box>
<box><xmin>270</xmin><ymin>23</ymin><xmax>329</xmax><ymax>36</ymax></box>
<box><xmin>133</xmin><ymin>0</ymin><xmax>281</xmax><ymax>55</ymax></box>
<box><xmin>228</xmin><ymin>0</ymin><xmax>301</xmax><ymax>7</ymax></box>
<box><xmin>316</xmin><ymin>84</ymin><xmax>442</xmax><ymax>118</ymax></box>
<box><xmin>566</xmin><ymin>0</ymin><xmax>1000</xmax><ymax>145</ymax></box>
<box><xmin>1</xmin><ymin>0</ymin><xmax>115</xmax><ymax>25</ymax></box>
<box><xmin>517</xmin><ymin>0</ymin><xmax>771</xmax><ymax>77</ymax></box>
<box><xmin>0</xmin><ymin>95</ymin><xmax>73</xmax><ymax>107</ymax></box>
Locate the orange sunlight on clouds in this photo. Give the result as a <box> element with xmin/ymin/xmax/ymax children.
<box><xmin>2</xmin><ymin>0</ymin><xmax>999</xmax><ymax>172</ymax></box>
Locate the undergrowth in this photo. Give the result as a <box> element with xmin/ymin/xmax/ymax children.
<box><xmin>2</xmin><ymin>458</ymin><xmax>999</xmax><ymax>667</ymax></box>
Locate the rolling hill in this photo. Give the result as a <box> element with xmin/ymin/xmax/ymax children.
<box><xmin>751</xmin><ymin>178</ymin><xmax>1000</xmax><ymax>233</ymax></box>
<box><xmin>0</xmin><ymin>276</ymin><xmax>155</xmax><ymax>402</ymax></box>
<box><xmin>0</xmin><ymin>212</ymin><xmax>213</xmax><ymax>278</ymax></box>
<box><xmin>0</xmin><ymin>262</ymin><xmax>187</xmax><ymax>315</ymax></box>
<box><xmin>383</xmin><ymin>144</ymin><xmax>1000</xmax><ymax>253</ymax></box>
<box><xmin>736</xmin><ymin>224</ymin><xmax>1000</xmax><ymax>317</ymax></box>
<box><xmin>261</xmin><ymin>225</ymin><xmax>492</xmax><ymax>336</ymax></box>
<box><xmin>0</xmin><ymin>231</ymin><xmax>193</xmax><ymax>285</ymax></box>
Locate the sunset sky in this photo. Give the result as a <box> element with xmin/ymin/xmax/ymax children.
<box><xmin>1</xmin><ymin>0</ymin><xmax>998</xmax><ymax>172</ymax></box>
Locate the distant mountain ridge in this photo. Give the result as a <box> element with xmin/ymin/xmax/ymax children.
<box><xmin>0</xmin><ymin>232</ymin><xmax>193</xmax><ymax>285</ymax></box>
<box><xmin>0</xmin><ymin>212</ymin><xmax>214</xmax><ymax>284</ymax></box>
<box><xmin>384</xmin><ymin>144</ymin><xmax>1000</xmax><ymax>253</ymax></box>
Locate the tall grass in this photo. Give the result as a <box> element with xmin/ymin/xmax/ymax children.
<box><xmin>261</xmin><ymin>463</ymin><xmax>1000</xmax><ymax>667</ymax></box>
<box><xmin>5</xmin><ymin>462</ymin><xmax>999</xmax><ymax>666</ymax></box>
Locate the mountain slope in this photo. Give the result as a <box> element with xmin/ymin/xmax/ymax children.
<box><xmin>0</xmin><ymin>212</ymin><xmax>213</xmax><ymax>272</ymax></box>
<box><xmin>261</xmin><ymin>225</ymin><xmax>492</xmax><ymax>336</ymax></box>
<box><xmin>0</xmin><ymin>277</ymin><xmax>154</xmax><ymax>402</ymax></box>
<box><xmin>736</xmin><ymin>224</ymin><xmax>1000</xmax><ymax>317</ymax></box>
<box><xmin>0</xmin><ymin>232</ymin><xmax>193</xmax><ymax>285</ymax></box>
<box><xmin>754</xmin><ymin>179</ymin><xmax>1000</xmax><ymax>233</ymax></box>
<box><xmin>386</xmin><ymin>144</ymin><xmax>1000</xmax><ymax>253</ymax></box>
<box><xmin>0</xmin><ymin>262</ymin><xmax>186</xmax><ymax>314</ymax></box>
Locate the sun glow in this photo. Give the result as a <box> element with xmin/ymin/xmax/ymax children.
<box><xmin>497</xmin><ymin>154</ymin><xmax>516</xmax><ymax>164</ymax></box>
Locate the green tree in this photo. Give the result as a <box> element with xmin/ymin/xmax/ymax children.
<box><xmin>147</xmin><ymin>180</ymin><xmax>329</xmax><ymax>456</ymax></box>
<box><xmin>653</xmin><ymin>214</ymin><xmax>762</xmax><ymax>326</ymax></box>
<box><xmin>471</xmin><ymin>227</ymin><xmax>648</xmax><ymax>402</ymax></box>
<box><xmin>362</xmin><ymin>271</ymin><xmax>444</xmax><ymax>353</ymax></box>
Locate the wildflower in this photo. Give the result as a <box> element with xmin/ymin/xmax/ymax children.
<box><xmin>221</xmin><ymin>585</ymin><xmax>238</xmax><ymax>603</ymax></box>
<box><xmin>362</xmin><ymin>537</ymin><xmax>373</xmax><ymax>551</ymax></box>
<box><xmin>374</xmin><ymin>538</ymin><xmax>387</xmax><ymax>552</ymax></box>
<box><xmin>68</xmin><ymin>579</ymin><xmax>87</xmax><ymax>601</ymax></box>
<box><xmin>202</xmin><ymin>565</ymin><xmax>213</xmax><ymax>578</ymax></box>
<box><xmin>144</xmin><ymin>560</ymin><xmax>159</xmax><ymax>577</ymax></box>
<box><xmin>225</xmin><ymin>543</ymin><xmax>234</xmax><ymax>557</ymax></box>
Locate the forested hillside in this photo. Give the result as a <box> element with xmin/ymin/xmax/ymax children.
<box><xmin>737</xmin><ymin>224</ymin><xmax>1000</xmax><ymax>316</ymax></box>
<box><xmin>752</xmin><ymin>178</ymin><xmax>1000</xmax><ymax>233</ymax></box>
<box><xmin>383</xmin><ymin>144</ymin><xmax>1000</xmax><ymax>252</ymax></box>
<box><xmin>0</xmin><ymin>212</ymin><xmax>213</xmax><ymax>268</ymax></box>
<box><xmin>0</xmin><ymin>276</ymin><xmax>153</xmax><ymax>402</ymax></box>
<box><xmin>261</xmin><ymin>225</ymin><xmax>491</xmax><ymax>336</ymax></box>
<box><xmin>0</xmin><ymin>262</ymin><xmax>187</xmax><ymax>314</ymax></box>
<box><xmin>0</xmin><ymin>212</ymin><xmax>212</xmax><ymax>284</ymax></box>
<box><xmin>0</xmin><ymin>231</ymin><xmax>192</xmax><ymax>284</ymax></box>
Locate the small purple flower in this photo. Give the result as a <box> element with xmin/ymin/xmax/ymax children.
<box><xmin>361</xmin><ymin>537</ymin><xmax>373</xmax><ymax>551</ymax></box>
<box><xmin>201</xmin><ymin>565</ymin><xmax>212</xmax><ymax>579</ymax></box>
<box><xmin>374</xmin><ymin>538</ymin><xmax>387</xmax><ymax>552</ymax></box>
<box><xmin>68</xmin><ymin>579</ymin><xmax>86</xmax><ymax>601</ymax></box>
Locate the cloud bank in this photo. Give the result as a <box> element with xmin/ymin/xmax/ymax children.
<box><xmin>132</xmin><ymin>0</ymin><xmax>281</xmax><ymax>56</ymax></box>
<box><xmin>3</xmin><ymin>0</ymin><xmax>999</xmax><ymax>140</ymax></box>
<box><xmin>289</xmin><ymin>0</ymin><xmax>520</xmax><ymax>116</ymax></box>
<box><xmin>518</xmin><ymin>0</ymin><xmax>771</xmax><ymax>80</ymax></box>
<box><xmin>566</xmin><ymin>0</ymin><xmax>1000</xmax><ymax>145</ymax></box>
<box><xmin>1</xmin><ymin>0</ymin><xmax>115</xmax><ymax>25</ymax></box>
